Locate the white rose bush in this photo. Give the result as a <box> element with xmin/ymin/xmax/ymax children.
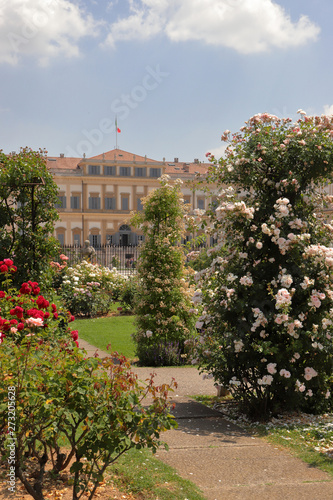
<box><xmin>193</xmin><ymin>112</ymin><xmax>333</xmax><ymax>418</ymax></box>
<box><xmin>131</xmin><ymin>175</ymin><xmax>196</xmax><ymax>366</ymax></box>
<box><xmin>60</xmin><ymin>260</ymin><xmax>127</xmax><ymax>317</ymax></box>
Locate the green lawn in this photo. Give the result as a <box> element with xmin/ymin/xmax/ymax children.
<box><xmin>72</xmin><ymin>314</ymin><xmax>137</xmax><ymax>359</ymax></box>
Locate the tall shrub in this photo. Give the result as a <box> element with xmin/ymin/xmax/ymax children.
<box><xmin>131</xmin><ymin>175</ymin><xmax>196</xmax><ymax>366</ymax></box>
<box><xmin>0</xmin><ymin>148</ymin><xmax>60</xmax><ymax>284</ymax></box>
<box><xmin>193</xmin><ymin>112</ymin><xmax>333</xmax><ymax>418</ymax></box>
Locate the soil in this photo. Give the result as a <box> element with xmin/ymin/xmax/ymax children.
<box><xmin>0</xmin><ymin>461</ymin><xmax>143</xmax><ymax>500</ymax></box>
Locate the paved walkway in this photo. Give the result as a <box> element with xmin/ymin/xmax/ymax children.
<box><xmin>79</xmin><ymin>339</ymin><xmax>333</xmax><ymax>500</ymax></box>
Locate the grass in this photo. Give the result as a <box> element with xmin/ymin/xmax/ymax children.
<box><xmin>251</xmin><ymin>418</ymin><xmax>333</xmax><ymax>476</ymax></box>
<box><xmin>107</xmin><ymin>447</ymin><xmax>206</xmax><ymax>500</ymax></box>
<box><xmin>192</xmin><ymin>394</ymin><xmax>333</xmax><ymax>477</ymax></box>
<box><xmin>72</xmin><ymin>311</ymin><xmax>136</xmax><ymax>359</ymax></box>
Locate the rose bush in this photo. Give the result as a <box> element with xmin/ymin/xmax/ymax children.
<box><xmin>191</xmin><ymin>112</ymin><xmax>333</xmax><ymax>418</ymax></box>
<box><xmin>0</xmin><ymin>259</ymin><xmax>177</xmax><ymax>500</ymax></box>
<box><xmin>0</xmin><ymin>259</ymin><xmax>76</xmax><ymax>347</ymax></box>
<box><xmin>131</xmin><ymin>175</ymin><xmax>197</xmax><ymax>366</ymax></box>
<box><xmin>59</xmin><ymin>260</ymin><xmax>127</xmax><ymax>317</ymax></box>
<box><xmin>0</xmin><ymin>340</ymin><xmax>177</xmax><ymax>500</ymax></box>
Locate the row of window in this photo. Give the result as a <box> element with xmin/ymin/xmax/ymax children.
<box><xmin>56</xmin><ymin>195</ymin><xmax>207</xmax><ymax>211</ymax></box>
<box><xmin>56</xmin><ymin>195</ymin><xmax>143</xmax><ymax>211</ymax></box>
<box><xmin>87</xmin><ymin>165</ymin><xmax>161</xmax><ymax>177</ymax></box>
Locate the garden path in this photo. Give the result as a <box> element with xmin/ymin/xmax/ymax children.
<box><xmin>79</xmin><ymin>338</ymin><xmax>333</xmax><ymax>500</ymax></box>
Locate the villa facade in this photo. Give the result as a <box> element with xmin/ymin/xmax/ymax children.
<box><xmin>48</xmin><ymin>149</ymin><xmax>212</xmax><ymax>246</ymax></box>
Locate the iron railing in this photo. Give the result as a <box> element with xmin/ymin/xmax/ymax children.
<box><xmin>60</xmin><ymin>241</ymin><xmax>210</xmax><ymax>275</ymax></box>
<box><xmin>60</xmin><ymin>245</ymin><xmax>140</xmax><ymax>275</ymax></box>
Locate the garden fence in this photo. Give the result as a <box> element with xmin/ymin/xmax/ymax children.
<box><xmin>60</xmin><ymin>242</ymin><xmax>210</xmax><ymax>276</ymax></box>
<box><xmin>60</xmin><ymin>245</ymin><xmax>140</xmax><ymax>275</ymax></box>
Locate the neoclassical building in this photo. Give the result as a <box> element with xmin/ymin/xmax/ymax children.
<box><xmin>48</xmin><ymin>149</ymin><xmax>211</xmax><ymax>246</ymax></box>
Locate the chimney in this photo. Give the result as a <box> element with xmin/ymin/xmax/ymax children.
<box><xmin>183</xmin><ymin>164</ymin><xmax>190</xmax><ymax>172</ymax></box>
<box><xmin>60</xmin><ymin>153</ymin><xmax>64</xmax><ymax>158</ymax></box>
<box><xmin>174</xmin><ymin>157</ymin><xmax>179</xmax><ymax>163</ymax></box>
<box><xmin>194</xmin><ymin>158</ymin><xmax>199</xmax><ymax>164</ymax></box>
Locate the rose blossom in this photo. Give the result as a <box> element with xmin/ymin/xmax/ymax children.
<box><xmin>267</xmin><ymin>363</ymin><xmax>277</xmax><ymax>375</ymax></box>
<box><xmin>25</xmin><ymin>317</ymin><xmax>44</xmax><ymax>327</ymax></box>
<box><xmin>304</xmin><ymin>367</ymin><xmax>318</xmax><ymax>380</ymax></box>
<box><xmin>279</xmin><ymin>369</ymin><xmax>291</xmax><ymax>378</ymax></box>
<box><xmin>234</xmin><ymin>340</ymin><xmax>244</xmax><ymax>352</ymax></box>
<box><xmin>261</xmin><ymin>375</ymin><xmax>273</xmax><ymax>385</ymax></box>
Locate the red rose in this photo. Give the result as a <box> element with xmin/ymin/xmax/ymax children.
<box><xmin>0</xmin><ymin>291</ymin><xmax>5</xmax><ymax>298</ymax></box>
<box><xmin>70</xmin><ymin>330</ymin><xmax>79</xmax><ymax>341</ymax></box>
<box><xmin>0</xmin><ymin>265</ymin><xmax>8</xmax><ymax>273</ymax></box>
<box><xmin>20</xmin><ymin>283</ymin><xmax>31</xmax><ymax>294</ymax></box>
<box><xmin>3</xmin><ymin>259</ymin><xmax>13</xmax><ymax>267</ymax></box>
<box><xmin>10</xmin><ymin>266</ymin><xmax>17</xmax><ymax>273</ymax></box>
<box><xmin>36</xmin><ymin>296</ymin><xmax>49</xmax><ymax>309</ymax></box>
<box><xmin>17</xmin><ymin>323</ymin><xmax>24</xmax><ymax>331</ymax></box>
<box><xmin>3</xmin><ymin>321</ymin><xmax>10</xmax><ymax>331</ymax></box>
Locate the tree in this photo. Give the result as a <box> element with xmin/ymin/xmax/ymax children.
<box><xmin>0</xmin><ymin>148</ymin><xmax>60</xmax><ymax>284</ymax></box>
<box><xmin>131</xmin><ymin>175</ymin><xmax>196</xmax><ymax>366</ymax></box>
<box><xmin>193</xmin><ymin>112</ymin><xmax>333</xmax><ymax>418</ymax></box>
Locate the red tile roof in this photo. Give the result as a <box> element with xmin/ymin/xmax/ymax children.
<box><xmin>89</xmin><ymin>149</ymin><xmax>158</xmax><ymax>163</ymax></box>
<box><xmin>165</xmin><ymin>162</ymin><xmax>208</xmax><ymax>176</ymax></box>
<box><xmin>47</xmin><ymin>149</ymin><xmax>210</xmax><ymax>175</ymax></box>
<box><xmin>47</xmin><ymin>156</ymin><xmax>80</xmax><ymax>171</ymax></box>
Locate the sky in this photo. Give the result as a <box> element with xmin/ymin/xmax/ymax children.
<box><xmin>1</xmin><ymin>0</ymin><xmax>333</xmax><ymax>163</ymax></box>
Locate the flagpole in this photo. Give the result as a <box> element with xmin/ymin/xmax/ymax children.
<box><xmin>115</xmin><ymin>116</ymin><xmax>118</xmax><ymax>149</ymax></box>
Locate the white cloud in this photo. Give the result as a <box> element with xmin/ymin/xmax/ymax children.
<box><xmin>323</xmin><ymin>105</ymin><xmax>333</xmax><ymax>116</ymax></box>
<box><xmin>208</xmin><ymin>144</ymin><xmax>228</xmax><ymax>159</ymax></box>
<box><xmin>0</xmin><ymin>0</ymin><xmax>100</xmax><ymax>66</ymax></box>
<box><xmin>105</xmin><ymin>0</ymin><xmax>320</xmax><ymax>53</ymax></box>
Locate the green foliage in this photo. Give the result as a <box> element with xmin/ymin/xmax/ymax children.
<box><xmin>118</xmin><ymin>274</ymin><xmax>138</xmax><ymax>312</ymax></box>
<box><xmin>59</xmin><ymin>260</ymin><xmax>127</xmax><ymax>317</ymax></box>
<box><xmin>193</xmin><ymin>112</ymin><xmax>333</xmax><ymax>418</ymax></box>
<box><xmin>0</xmin><ymin>342</ymin><xmax>177</xmax><ymax>500</ymax></box>
<box><xmin>0</xmin><ymin>148</ymin><xmax>60</xmax><ymax>284</ymax></box>
<box><xmin>131</xmin><ymin>175</ymin><xmax>197</xmax><ymax>366</ymax></box>
<box><xmin>186</xmin><ymin>246</ymin><xmax>222</xmax><ymax>272</ymax></box>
